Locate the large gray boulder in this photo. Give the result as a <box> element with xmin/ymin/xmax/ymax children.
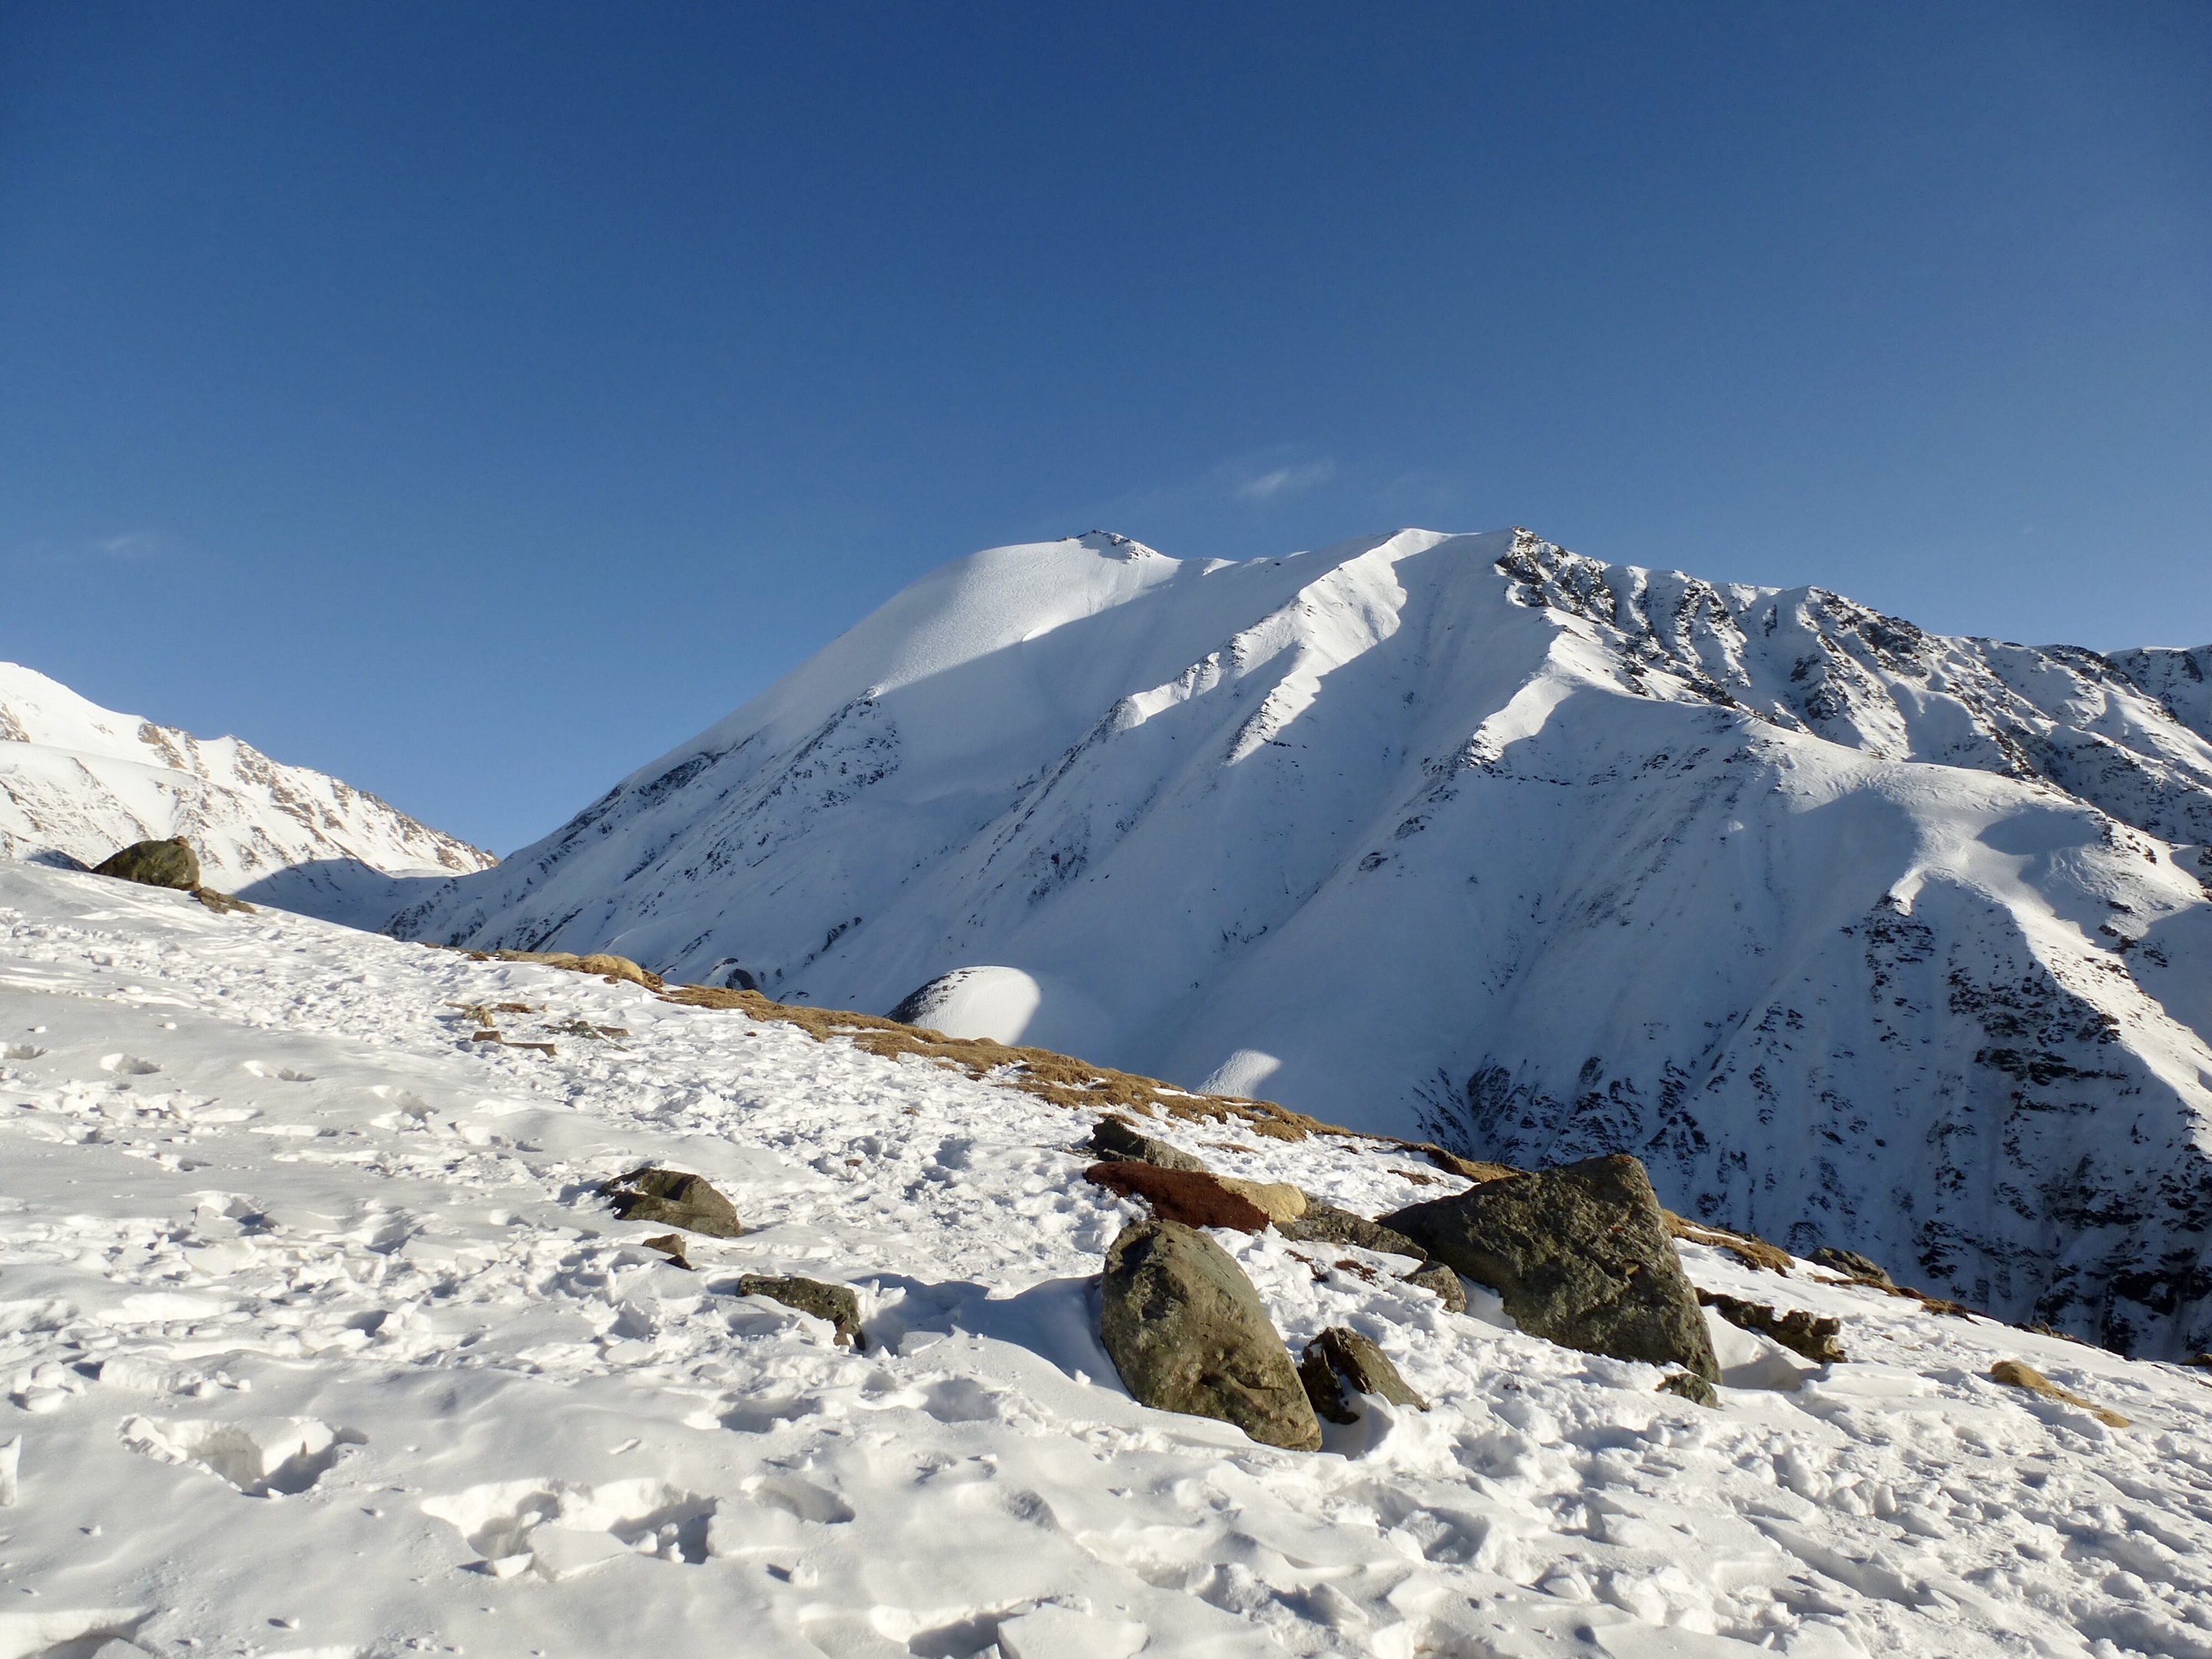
<box><xmin>1099</xmin><ymin>1220</ymin><xmax>1321</xmax><ymax>1452</ymax></box>
<box><xmin>92</xmin><ymin>837</ymin><xmax>200</xmax><ymax>891</ymax></box>
<box><xmin>1382</xmin><ymin>1154</ymin><xmax>1718</xmax><ymax>1381</ymax></box>
<box><xmin>601</xmin><ymin>1167</ymin><xmax>743</xmax><ymax>1238</ymax></box>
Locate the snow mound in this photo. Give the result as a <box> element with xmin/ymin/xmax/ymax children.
<box><xmin>0</xmin><ymin>660</ymin><xmax>495</xmax><ymax>925</ymax></box>
<box><xmin>388</xmin><ymin>528</ymin><xmax>2212</xmax><ymax>1355</ymax></box>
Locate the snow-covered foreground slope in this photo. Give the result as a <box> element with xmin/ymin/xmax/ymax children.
<box><xmin>0</xmin><ymin>661</ymin><xmax>496</xmax><ymax>926</ymax></box>
<box><xmin>386</xmin><ymin>529</ymin><xmax>2212</xmax><ymax>1356</ymax></box>
<box><xmin>8</xmin><ymin>861</ymin><xmax>2212</xmax><ymax>1659</ymax></box>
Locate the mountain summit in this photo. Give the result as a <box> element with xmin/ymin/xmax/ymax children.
<box><xmin>388</xmin><ymin>528</ymin><xmax>2212</xmax><ymax>1353</ymax></box>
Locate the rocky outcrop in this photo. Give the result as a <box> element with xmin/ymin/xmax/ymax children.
<box><xmin>736</xmin><ymin>1275</ymin><xmax>865</xmax><ymax>1350</ymax></box>
<box><xmin>601</xmin><ymin>1167</ymin><xmax>743</xmax><ymax>1238</ymax></box>
<box><xmin>1384</xmin><ymin>1154</ymin><xmax>1718</xmax><ymax>1380</ymax></box>
<box><xmin>1699</xmin><ymin>1291</ymin><xmax>1847</xmax><ymax>1364</ymax></box>
<box><xmin>1813</xmin><ymin>1247</ymin><xmax>1895</xmax><ymax>1286</ymax></box>
<box><xmin>1099</xmin><ymin>1220</ymin><xmax>1320</xmax><ymax>1451</ymax></box>
<box><xmin>1088</xmin><ymin>1114</ymin><xmax>1210</xmax><ymax>1173</ymax></box>
<box><xmin>1086</xmin><ymin>1163</ymin><xmax>1271</xmax><ymax>1233</ymax></box>
<box><xmin>93</xmin><ymin>837</ymin><xmax>200</xmax><ymax>890</ymax></box>
<box><xmin>1297</xmin><ymin>1327</ymin><xmax>1426</xmax><ymax>1423</ymax></box>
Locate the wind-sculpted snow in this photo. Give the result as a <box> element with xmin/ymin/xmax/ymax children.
<box><xmin>14</xmin><ymin>860</ymin><xmax>2212</xmax><ymax>1657</ymax></box>
<box><xmin>388</xmin><ymin>528</ymin><xmax>2212</xmax><ymax>1353</ymax></box>
<box><xmin>0</xmin><ymin>660</ymin><xmax>496</xmax><ymax>925</ymax></box>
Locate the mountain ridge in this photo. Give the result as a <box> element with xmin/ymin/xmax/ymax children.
<box><xmin>384</xmin><ymin>527</ymin><xmax>2212</xmax><ymax>1353</ymax></box>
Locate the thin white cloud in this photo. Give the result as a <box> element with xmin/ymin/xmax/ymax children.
<box><xmin>1233</xmin><ymin>458</ymin><xmax>1336</xmax><ymax>503</ymax></box>
<box><xmin>91</xmin><ymin>532</ymin><xmax>163</xmax><ymax>559</ymax></box>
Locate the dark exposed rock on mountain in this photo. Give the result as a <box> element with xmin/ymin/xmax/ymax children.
<box><xmin>1088</xmin><ymin>1114</ymin><xmax>1210</xmax><ymax>1173</ymax></box>
<box><xmin>1386</xmin><ymin>1154</ymin><xmax>1719</xmax><ymax>1380</ymax></box>
<box><xmin>1699</xmin><ymin>1290</ymin><xmax>1848</xmax><ymax>1364</ymax></box>
<box><xmin>1099</xmin><ymin>1219</ymin><xmax>1322</xmax><ymax>1452</ymax></box>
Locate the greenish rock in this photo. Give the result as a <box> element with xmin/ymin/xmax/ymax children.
<box><xmin>736</xmin><ymin>1274</ymin><xmax>864</xmax><ymax>1349</ymax></box>
<box><xmin>1400</xmin><ymin>1259</ymin><xmax>1468</xmax><ymax>1314</ymax></box>
<box><xmin>1100</xmin><ymin>1220</ymin><xmax>1321</xmax><ymax>1452</ymax></box>
<box><xmin>1277</xmin><ymin>1199</ymin><xmax>1422</xmax><ymax>1259</ymax></box>
<box><xmin>193</xmin><ymin>887</ymin><xmax>254</xmax><ymax>916</ymax></box>
<box><xmin>1297</xmin><ymin>1326</ymin><xmax>1429</xmax><ymax>1423</ymax></box>
<box><xmin>92</xmin><ymin>837</ymin><xmax>200</xmax><ymax>891</ymax></box>
<box><xmin>601</xmin><ymin>1167</ymin><xmax>743</xmax><ymax>1238</ymax></box>
<box><xmin>1088</xmin><ymin>1114</ymin><xmax>1210</xmax><ymax>1174</ymax></box>
<box><xmin>1659</xmin><ymin>1370</ymin><xmax>1719</xmax><ymax>1408</ymax></box>
<box><xmin>1383</xmin><ymin>1154</ymin><xmax>1719</xmax><ymax>1381</ymax></box>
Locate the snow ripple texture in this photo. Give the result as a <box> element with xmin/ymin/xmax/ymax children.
<box><xmin>386</xmin><ymin>529</ymin><xmax>2212</xmax><ymax>1356</ymax></box>
<box><xmin>1</xmin><ymin>660</ymin><xmax>496</xmax><ymax>928</ymax></box>
<box><xmin>8</xmin><ymin>862</ymin><xmax>2212</xmax><ymax>1657</ymax></box>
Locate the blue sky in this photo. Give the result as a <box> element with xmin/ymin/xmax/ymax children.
<box><xmin>3</xmin><ymin>2</ymin><xmax>2207</xmax><ymax>853</ymax></box>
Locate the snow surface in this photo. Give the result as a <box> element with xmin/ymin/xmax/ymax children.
<box><xmin>0</xmin><ymin>661</ymin><xmax>495</xmax><ymax>927</ymax></box>
<box><xmin>386</xmin><ymin>530</ymin><xmax>2212</xmax><ymax>1356</ymax></box>
<box><xmin>9</xmin><ymin>858</ymin><xmax>2212</xmax><ymax>1658</ymax></box>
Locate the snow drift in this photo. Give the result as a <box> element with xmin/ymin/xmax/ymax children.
<box><xmin>387</xmin><ymin>528</ymin><xmax>2212</xmax><ymax>1353</ymax></box>
<box><xmin>0</xmin><ymin>660</ymin><xmax>495</xmax><ymax>925</ymax></box>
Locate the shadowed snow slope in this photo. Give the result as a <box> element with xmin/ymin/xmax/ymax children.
<box><xmin>0</xmin><ymin>660</ymin><xmax>495</xmax><ymax>925</ymax></box>
<box><xmin>388</xmin><ymin>528</ymin><xmax>2212</xmax><ymax>1353</ymax></box>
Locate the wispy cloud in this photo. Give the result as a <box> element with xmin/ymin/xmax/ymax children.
<box><xmin>89</xmin><ymin>531</ymin><xmax>164</xmax><ymax>559</ymax></box>
<box><xmin>1232</xmin><ymin>458</ymin><xmax>1336</xmax><ymax>502</ymax></box>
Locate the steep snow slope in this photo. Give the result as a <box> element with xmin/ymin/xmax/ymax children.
<box><xmin>10</xmin><ymin>859</ymin><xmax>2212</xmax><ymax>1659</ymax></box>
<box><xmin>388</xmin><ymin>530</ymin><xmax>2212</xmax><ymax>1353</ymax></box>
<box><xmin>0</xmin><ymin>661</ymin><xmax>495</xmax><ymax>924</ymax></box>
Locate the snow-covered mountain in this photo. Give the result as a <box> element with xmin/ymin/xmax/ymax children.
<box><xmin>1</xmin><ymin>660</ymin><xmax>496</xmax><ymax>924</ymax></box>
<box><xmin>387</xmin><ymin>528</ymin><xmax>2212</xmax><ymax>1355</ymax></box>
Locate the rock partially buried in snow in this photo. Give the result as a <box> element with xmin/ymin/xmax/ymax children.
<box><xmin>600</xmin><ymin>1167</ymin><xmax>743</xmax><ymax>1237</ymax></box>
<box><xmin>1297</xmin><ymin>1326</ymin><xmax>1427</xmax><ymax>1423</ymax></box>
<box><xmin>1086</xmin><ymin>1162</ymin><xmax>1270</xmax><ymax>1233</ymax></box>
<box><xmin>1277</xmin><ymin>1198</ymin><xmax>1422</xmax><ymax>1258</ymax></box>
<box><xmin>92</xmin><ymin>836</ymin><xmax>200</xmax><ymax>890</ymax></box>
<box><xmin>734</xmin><ymin>1274</ymin><xmax>865</xmax><ymax>1350</ymax></box>
<box><xmin>1813</xmin><ymin>1246</ymin><xmax>1896</xmax><ymax>1286</ymax></box>
<box><xmin>1700</xmin><ymin>1290</ymin><xmax>1847</xmax><ymax>1364</ymax></box>
<box><xmin>1099</xmin><ymin>1220</ymin><xmax>1322</xmax><ymax>1452</ymax></box>
<box><xmin>1400</xmin><ymin>1259</ymin><xmax>1468</xmax><ymax>1314</ymax></box>
<box><xmin>1383</xmin><ymin>1154</ymin><xmax>1720</xmax><ymax>1381</ymax></box>
<box><xmin>1087</xmin><ymin>1113</ymin><xmax>1210</xmax><ymax>1174</ymax></box>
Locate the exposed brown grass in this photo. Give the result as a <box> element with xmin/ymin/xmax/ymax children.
<box><xmin>1664</xmin><ymin>1210</ymin><xmax>1796</xmax><ymax>1274</ymax></box>
<box><xmin>657</xmin><ymin>984</ymin><xmax>1346</xmax><ymax>1141</ymax></box>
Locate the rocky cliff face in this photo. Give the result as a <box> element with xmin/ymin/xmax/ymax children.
<box><xmin>0</xmin><ymin>661</ymin><xmax>496</xmax><ymax>925</ymax></box>
<box><xmin>386</xmin><ymin>528</ymin><xmax>2212</xmax><ymax>1353</ymax></box>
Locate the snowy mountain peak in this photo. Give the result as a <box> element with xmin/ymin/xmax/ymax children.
<box><xmin>386</xmin><ymin>528</ymin><xmax>2212</xmax><ymax>1353</ymax></box>
<box><xmin>1</xmin><ymin>659</ymin><xmax>497</xmax><ymax>926</ymax></box>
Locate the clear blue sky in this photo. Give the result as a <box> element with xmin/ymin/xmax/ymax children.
<box><xmin>4</xmin><ymin>3</ymin><xmax>2207</xmax><ymax>853</ymax></box>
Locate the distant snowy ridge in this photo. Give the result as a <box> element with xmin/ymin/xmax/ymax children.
<box><xmin>0</xmin><ymin>660</ymin><xmax>496</xmax><ymax>925</ymax></box>
<box><xmin>388</xmin><ymin>528</ymin><xmax>2212</xmax><ymax>1354</ymax></box>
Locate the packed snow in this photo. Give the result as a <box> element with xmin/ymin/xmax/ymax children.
<box><xmin>384</xmin><ymin>530</ymin><xmax>2212</xmax><ymax>1355</ymax></box>
<box><xmin>0</xmin><ymin>661</ymin><xmax>496</xmax><ymax>928</ymax></box>
<box><xmin>6</xmin><ymin>859</ymin><xmax>2212</xmax><ymax>1657</ymax></box>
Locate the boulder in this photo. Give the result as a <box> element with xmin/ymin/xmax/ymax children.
<box><xmin>1277</xmin><ymin>1200</ymin><xmax>1422</xmax><ymax>1258</ymax></box>
<box><xmin>638</xmin><ymin>1233</ymin><xmax>692</xmax><ymax>1270</ymax></box>
<box><xmin>1383</xmin><ymin>1154</ymin><xmax>1718</xmax><ymax>1381</ymax></box>
<box><xmin>1813</xmin><ymin>1247</ymin><xmax>1894</xmax><ymax>1286</ymax></box>
<box><xmin>737</xmin><ymin>1275</ymin><xmax>865</xmax><ymax>1350</ymax></box>
<box><xmin>1658</xmin><ymin>1371</ymin><xmax>1719</xmax><ymax>1408</ymax></box>
<box><xmin>1086</xmin><ymin>1162</ymin><xmax>1270</xmax><ymax>1233</ymax></box>
<box><xmin>1400</xmin><ymin>1259</ymin><xmax>1468</xmax><ymax>1314</ymax></box>
<box><xmin>92</xmin><ymin>837</ymin><xmax>200</xmax><ymax>890</ymax></box>
<box><xmin>1297</xmin><ymin>1327</ymin><xmax>1427</xmax><ymax>1423</ymax></box>
<box><xmin>1099</xmin><ymin>1220</ymin><xmax>1321</xmax><ymax>1451</ymax></box>
<box><xmin>1217</xmin><ymin>1177</ymin><xmax>1306</xmax><ymax>1224</ymax></box>
<box><xmin>1088</xmin><ymin>1114</ymin><xmax>1211</xmax><ymax>1174</ymax></box>
<box><xmin>600</xmin><ymin>1167</ymin><xmax>743</xmax><ymax>1238</ymax></box>
<box><xmin>1699</xmin><ymin>1291</ymin><xmax>1846</xmax><ymax>1364</ymax></box>
<box><xmin>193</xmin><ymin>887</ymin><xmax>254</xmax><ymax>916</ymax></box>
